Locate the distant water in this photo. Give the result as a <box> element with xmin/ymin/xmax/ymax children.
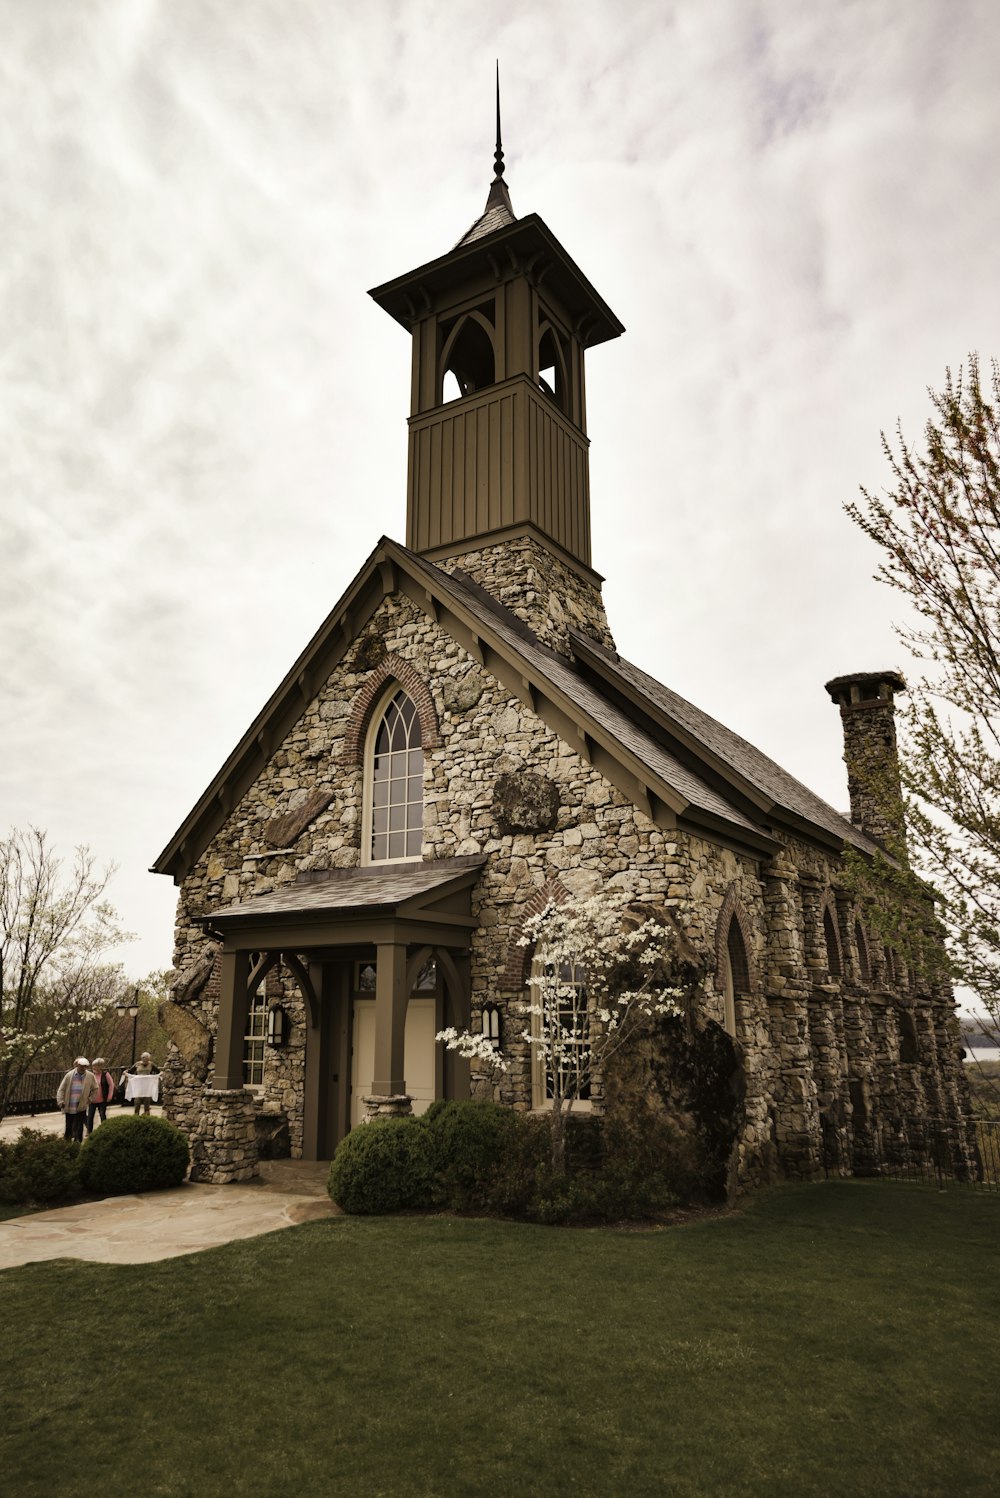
<box><xmin>966</xmin><ymin>1046</ymin><xmax>1000</xmax><ymax>1063</ymax></box>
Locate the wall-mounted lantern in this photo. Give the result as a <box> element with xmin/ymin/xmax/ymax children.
<box><xmin>267</xmin><ymin>1004</ymin><xmax>287</xmax><ymax>1048</ymax></box>
<box><xmin>481</xmin><ymin>1002</ymin><xmax>502</xmax><ymax>1052</ymax></box>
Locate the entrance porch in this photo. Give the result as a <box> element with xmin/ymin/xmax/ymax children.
<box><xmin>196</xmin><ymin>857</ymin><xmax>485</xmax><ymax>1179</ymax></box>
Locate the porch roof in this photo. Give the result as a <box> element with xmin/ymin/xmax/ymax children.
<box><xmin>201</xmin><ymin>855</ymin><xmax>486</xmax><ymax>952</ymax></box>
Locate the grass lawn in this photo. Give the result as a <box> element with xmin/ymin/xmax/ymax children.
<box><xmin>3</xmin><ymin>1180</ymin><xmax>999</xmax><ymax>1498</ymax></box>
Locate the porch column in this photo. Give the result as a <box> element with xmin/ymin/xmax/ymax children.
<box><xmin>371</xmin><ymin>941</ymin><xmax>409</xmax><ymax>1099</ymax></box>
<box><xmin>213</xmin><ymin>949</ymin><xmax>251</xmax><ymax>1091</ymax></box>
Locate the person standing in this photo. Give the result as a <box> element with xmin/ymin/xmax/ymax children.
<box><xmin>127</xmin><ymin>1052</ymin><xmax>160</xmax><ymax>1115</ymax></box>
<box><xmin>56</xmin><ymin>1058</ymin><xmax>98</xmax><ymax>1142</ymax></box>
<box><xmin>85</xmin><ymin>1058</ymin><xmax>115</xmax><ymax>1134</ymax></box>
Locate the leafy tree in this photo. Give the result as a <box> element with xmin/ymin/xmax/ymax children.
<box><xmin>0</xmin><ymin>828</ymin><xmax>130</xmax><ymax>1120</ymax></box>
<box><xmin>846</xmin><ymin>354</ymin><xmax>1000</xmax><ymax>1048</ymax></box>
<box><xmin>439</xmin><ymin>891</ymin><xmax>684</xmax><ymax>1172</ymax></box>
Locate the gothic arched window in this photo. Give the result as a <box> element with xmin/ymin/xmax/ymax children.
<box><xmin>720</xmin><ymin>915</ymin><xmax>749</xmax><ymax>1038</ymax></box>
<box><xmin>823</xmin><ymin>904</ymin><xmax>843</xmax><ymax>977</ymax></box>
<box><xmin>537</xmin><ymin>320</ymin><xmax>569</xmax><ymax>411</ymax></box>
<box><xmin>365</xmin><ymin>687</ymin><xmax>424</xmax><ymax>863</ymax></box>
<box><xmin>439</xmin><ymin>310</ymin><xmax>496</xmax><ymax>402</ymax></box>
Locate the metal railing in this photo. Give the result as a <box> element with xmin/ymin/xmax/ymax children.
<box><xmin>5</xmin><ymin>1064</ymin><xmax>135</xmax><ymax>1117</ymax></box>
<box><xmin>823</xmin><ymin>1113</ymin><xmax>1000</xmax><ymax>1193</ymax></box>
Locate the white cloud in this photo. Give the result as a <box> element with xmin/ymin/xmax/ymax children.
<box><xmin>2</xmin><ymin>0</ymin><xmax>999</xmax><ymax>971</ymax></box>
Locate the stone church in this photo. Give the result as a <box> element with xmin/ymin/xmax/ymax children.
<box><xmin>152</xmin><ymin>131</ymin><xmax>971</xmax><ymax>1187</ymax></box>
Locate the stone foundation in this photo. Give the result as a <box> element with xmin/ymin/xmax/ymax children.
<box><xmin>362</xmin><ymin>1094</ymin><xmax>413</xmax><ymax>1120</ymax></box>
<box><xmin>189</xmin><ymin>1088</ymin><xmax>259</xmax><ymax>1183</ymax></box>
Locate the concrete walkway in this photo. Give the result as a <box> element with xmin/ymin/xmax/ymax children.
<box><xmin>0</xmin><ymin>1109</ymin><xmax>337</xmax><ymax>1271</ymax></box>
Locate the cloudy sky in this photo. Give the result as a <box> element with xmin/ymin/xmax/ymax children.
<box><xmin>3</xmin><ymin>0</ymin><xmax>1000</xmax><ymax>984</ymax></box>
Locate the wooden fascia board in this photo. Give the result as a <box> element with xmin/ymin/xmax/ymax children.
<box><xmin>569</xmin><ymin>632</ymin><xmax>776</xmax><ymax>820</ymax></box>
<box><xmin>678</xmin><ymin>807</ymin><xmax>780</xmax><ymax>859</ymax></box>
<box><xmin>151</xmin><ymin>542</ymin><xmax>397</xmax><ymax>883</ymax></box>
<box><xmin>369</xmin><ymin>215</ymin><xmax>624</xmax><ymax>346</ymax></box>
<box><xmin>214</xmin><ymin>913</ymin><xmax>476</xmax><ymax>953</ymax></box>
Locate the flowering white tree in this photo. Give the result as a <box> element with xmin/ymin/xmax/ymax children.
<box><xmin>0</xmin><ymin>828</ymin><xmax>129</xmax><ymax>1121</ymax></box>
<box><xmin>439</xmin><ymin>891</ymin><xmax>685</xmax><ymax>1172</ymax></box>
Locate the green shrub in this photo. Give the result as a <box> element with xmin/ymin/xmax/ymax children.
<box><xmin>425</xmin><ymin>1100</ymin><xmax>531</xmax><ymax>1213</ymax></box>
<box><xmin>328</xmin><ymin>1117</ymin><xmax>435</xmax><ymax>1214</ymax></box>
<box><xmin>0</xmin><ymin>1128</ymin><xmax>82</xmax><ymax>1205</ymax></box>
<box><xmin>79</xmin><ymin>1115</ymin><xmax>189</xmax><ymax>1195</ymax></box>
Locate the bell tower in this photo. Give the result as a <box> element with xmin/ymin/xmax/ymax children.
<box><xmin>369</xmin><ymin>84</ymin><xmax>624</xmax><ymax>647</ymax></box>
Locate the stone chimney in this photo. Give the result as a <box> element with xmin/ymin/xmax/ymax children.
<box><xmin>824</xmin><ymin>671</ymin><xmax>908</xmax><ymax>853</ymax></box>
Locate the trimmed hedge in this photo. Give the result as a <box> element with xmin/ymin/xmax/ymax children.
<box><xmin>79</xmin><ymin>1115</ymin><xmax>190</xmax><ymax>1196</ymax></box>
<box><xmin>0</xmin><ymin>1128</ymin><xmax>82</xmax><ymax>1205</ymax></box>
<box><xmin>327</xmin><ymin>1102</ymin><xmax>680</xmax><ymax>1224</ymax></box>
<box><xmin>327</xmin><ymin>1117</ymin><xmax>435</xmax><ymax>1214</ymax></box>
<box><xmin>426</xmin><ymin>1100</ymin><xmax>546</xmax><ymax>1215</ymax></box>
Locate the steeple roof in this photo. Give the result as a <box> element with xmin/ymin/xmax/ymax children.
<box><xmin>456</xmin><ymin>179</ymin><xmax>516</xmax><ymax>246</ymax></box>
<box><xmin>455</xmin><ymin>63</ymin><xmax>517</xmax><ymax>246</ymax></box>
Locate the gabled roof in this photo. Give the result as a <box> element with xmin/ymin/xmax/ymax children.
<box><xmin>567</xmin><ymin>631</ymin><xmax>884</xmax><ymax>858</ymax></box>
<box><xmin>151</xmin><ymin>535</ymin><xmax>872</xmax><ymax>884</ymax></box>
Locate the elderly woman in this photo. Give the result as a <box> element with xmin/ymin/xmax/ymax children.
<box><xmin>56</xmin><ymin>1059</ymin><xmax>98</xmax><ymax>1142</ymax></box>
<box><xmin>85</xmin><ymin>1058</ymin><xmax>115</xmax><ymax>1134</ymax></box>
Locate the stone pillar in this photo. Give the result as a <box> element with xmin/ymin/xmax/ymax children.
<box><xmin>842</xmin><ymin>994</ymin><xmax>878</xmax><ymax>1173</ymax></box>
<box><xmin>824</xmin><ymin>670</ymin><xmax>908</xmax><ymax>853</ymax></box>
<box><xmin>213</xmin><ymin>949</ymin><xmax>251</xmax><ymax>1091</ymax></box>
<box><xmin>763</xmin><ymin>855</ymin><xmax>821</xmax><ymax>1179</ymax></box>
<box><xmin>368</xmin><ymin>941</ymin><xmax>412</xmax><ymax>1117</ymax></box>
<box><xmin>189</xmin><ymin>1087</ymin><xmax>259</xmax><ymax>1183</ymax></box>
<box><xmin>808</xmin><ymin>988</ymin><xmax>850</xmax><ymax>1175</ymax></box>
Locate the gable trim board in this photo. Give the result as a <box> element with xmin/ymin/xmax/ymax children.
<box><xmin>151</xmin><ymin>537</ymin><xmax>886</xmax><ymax>885</ymax></box>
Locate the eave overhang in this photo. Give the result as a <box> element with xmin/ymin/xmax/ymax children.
<box><xmin>369</xmin><ymin>213</ymin><xmax>624</xmax><ymax>348</ymax></box>
<box><xmin>567</xmin><ymin>629</ymin><xmax>881</xmax><ymax>861</ymax></box>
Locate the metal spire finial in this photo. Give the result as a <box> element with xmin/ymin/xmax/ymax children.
<box><xmin>493</xmin><ymin>61</ymin><xmax>504</xmax><ymax>180</ymax></box>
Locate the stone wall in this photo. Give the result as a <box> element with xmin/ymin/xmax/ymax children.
<box><xmin>441</xmin><ymin>535</ymin><xmax>616</xmax><ymax>656</ymax></box>
<box><xmin>163</xmin><ymin>571</ymin><xmax>971</xmax><ymax>1188</ymax></box>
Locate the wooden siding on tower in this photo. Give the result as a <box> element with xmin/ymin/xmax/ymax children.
<box><xmin>407</xmin><ymin>375</ymin><xmax>590</xmax><ymax>564</ymax></box>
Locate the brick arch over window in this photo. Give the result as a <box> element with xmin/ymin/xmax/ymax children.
<box><xmin>341</xmin><ymin>653</ymin><xmax>441</xmax><ymax>765</ymax></box>
<box><xmin>714</xmin><ymin>883</ymin><xmax>757</xmax><ymax>995</ymax></box>
<box><xmin>821</xmin><ymin>890</ymin><xmax>843</xmax><ymax>977</ymax></box>
<box><xmin>500</xmin><ymin>876</ymin><xmax>573</xmax><ymax>990</ymax></box>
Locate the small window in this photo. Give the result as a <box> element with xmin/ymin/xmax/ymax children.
<box><xmin>366</xmin><ymin>688</ymin><xmax>424</xmax><ymax>863</ymax></box>
<box><xmin>529</xmin><ymin>954</ymin><xmax>591</xmax><ymax>1111</ymax></box>
<box><xmin>243</xmin><ymin>956</ymin><xmax>266</xmax><ymax>1087</ymax></box>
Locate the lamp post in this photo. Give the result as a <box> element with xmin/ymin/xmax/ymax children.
<box><xmin>116</xmin><ymin>988</ymin><xmax>141</xmax><ymax>1069</ymax></box>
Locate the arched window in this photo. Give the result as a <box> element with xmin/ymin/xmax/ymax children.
<box><xmin>823</xmin><ymin>904</ymin><xmax>842</xmax><ymax>977</ymax></box>
<box><xmin>439</xmin><ymin>310</ymin><xmax>495</xmax><ymax>402</ymax></box>
<box><xmin>529</xmin><ymin>951</ymin><xmax>591</xmax><ymax>1112</ymax></box>
<box><xmin>365</xmin><ymin>687</ymin><xmax>424</xmax><ymax>863</ymax></box>
<box><xmin>537</xmin><ymin>321</ymin><xmax>568</xmax><ymax>411</ymax></box>
<box><xmin>720</xmin><ymin>915</ymin><xmax>749</xmax><ymax>1038</ymax></box>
